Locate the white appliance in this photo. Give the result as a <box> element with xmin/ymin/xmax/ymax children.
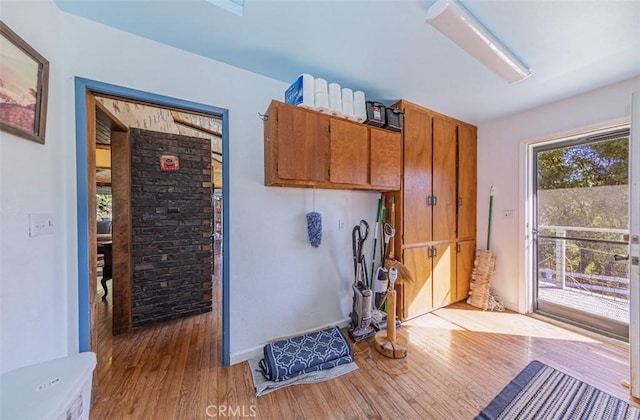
<box><xmin>1</xmin><ymin>352</ymin><xmax>97</xmax><ymax>420</ymax></box>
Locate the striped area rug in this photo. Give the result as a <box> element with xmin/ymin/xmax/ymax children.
<box><xmin>476</xmin><ymin>360</ymin><xmax>640</xmax><ymax>420</ymax></box>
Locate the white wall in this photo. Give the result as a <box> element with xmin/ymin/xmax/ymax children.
<box><xmin>477</xmin><ymin>76</ymin><xmax>640</xmax><ymax>311</ymax></box>
<box><xmin>0</xmin><ymin>1</ymin><xmax>67</xmax><ymax>374</ymax></box>
<box><xmin>0</xmin><ymin>0</ymin><xmax>380</xmax><ymax>372</ymax></box>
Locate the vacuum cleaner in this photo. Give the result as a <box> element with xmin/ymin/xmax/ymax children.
<box><xmin>349</xmin><ymin>220</ymin><xmax>375</xmax><ymax>342</ymax></box>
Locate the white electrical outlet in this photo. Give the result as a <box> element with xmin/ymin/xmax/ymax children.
<box><xmin>29</xmin><ymin>213</ymin><xmax>55</xmax><ymax>237</ymax></box>
<box><xmin>338</xmin><ymin>220</ymin><xmax>345</xmax><ymax>231</ymax></box>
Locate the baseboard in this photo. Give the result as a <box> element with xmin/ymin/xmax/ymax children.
<box><xmin>503</xmin><ymin>300</ymin><xmax>518</xmax><ymax>312</ymax></box>
<box><xmin>229</xmin><ymin>345</ymin><xmax>263</xmax><ymax>366</ymax></box>
<box><xmin>229</xmin><ymin>317</ymin><xmax>351</xmax><ymax>366</ymax></box>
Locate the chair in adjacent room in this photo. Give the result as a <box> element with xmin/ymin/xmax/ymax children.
<box><xmin>100</xmin><ymin>241</ymin><xmax>112</xmax><ymax>300</ymax></box>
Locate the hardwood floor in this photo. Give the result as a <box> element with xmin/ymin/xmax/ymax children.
<box><xmin>91</xmin><ymin>262</ymin><xmax>637</xmax><ymax>419</ymax></box>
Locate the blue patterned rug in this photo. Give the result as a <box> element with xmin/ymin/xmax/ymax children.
<box><xmin>249</xmin><ymin>356</ymin><xmax>357</xmax><ymax>397</ymax></box>
<box><xmin>259</xmin><ymin>326</ymin><xmax>354</xmax><ymax>382</ymax></box>
<box><xmin>477</xmin><ymin>360</ymin><xmax>640</xmax><ymax>420</ymax></box>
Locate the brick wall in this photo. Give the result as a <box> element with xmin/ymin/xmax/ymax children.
<box><xmin>130</xmin><ymin>128</ymin><xmax>212</xmax><ymax>327</ymax></box>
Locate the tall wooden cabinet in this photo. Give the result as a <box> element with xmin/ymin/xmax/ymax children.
<box><xmin>386</xmin><ymin>100</ymin><xmax>477</xmax><ymax>321</ymax></box>
<box><xmin>456</xmin><ymin>240</ymin><xmax>476</xmax><ymax>301</ymax></box>
<box><xmin>457</xmin><ymin>124</ymin><xmax>477</xmax><ymax>240</ymax></box>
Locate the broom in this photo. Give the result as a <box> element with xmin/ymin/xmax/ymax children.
<box><xmin>467</xmin><ymin>186</ymin><xmax>498</xmax><ymax>310</ymax></box>
<box><xmin>384</xmin><ymin>258</ymin><xmax>414</xmax><ymax>321</ymax></box>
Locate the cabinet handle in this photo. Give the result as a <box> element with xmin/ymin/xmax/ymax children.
<box><xmin>427</xmin><ymin>247</ymin><xmax>438</xmax><ymax>258</ymax></box>
<box><xmin>427</xmin><ymin>195</ymin><xmax>433</xmax><ymax>206</ymax></box>
<box><xmin>457</xmin><ymin>196</ymin><xmax>463</xmax><ymax>207</ymax></box>
<box><xmin>433</xmin><ymin>196</ymin><xmax>438</xmax><ymax>206</ymax></box>
<box><xmin>456</xmin><ymin>243</ymin><xmax>461</xmax><ymax>253</ymax></box>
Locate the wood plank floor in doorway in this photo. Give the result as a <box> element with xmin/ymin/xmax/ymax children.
<box><xmin>91</xmin><ymin>263</ymin><xmax>636</xmax><ymax>419</ymax></box>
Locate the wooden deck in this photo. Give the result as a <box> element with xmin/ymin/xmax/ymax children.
<box><xmin>539</xmin><ymin>283</ymin><xmax>629</xmax><ymax>323</ymax></box>
<box><xmin>91</xmin><ymin>263</ymin><xmax>637</xmax><ymax>419</ymax></box>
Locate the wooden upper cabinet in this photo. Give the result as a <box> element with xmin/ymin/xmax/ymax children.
<box><xmin>402</xmin><ymin>105</ymin><xmax>433</xmax><ymax>245</ymax></box>
<box><xmin>458</xmin><ymin>124</ymin><xmax>477</xmax><ymax>240</ymax></box>
<box><xmin>275</xmin><ymin>101</ymin><xmax>329</xmax><ymax>182</ymax></box>
<box><xmin>370</xmin><ymin>129</ymin><xmax>401</xmax><ymax>189</ymax></box>
<box><xmin>432</xmin><ymin>117</ymin><xmax>457</xmax><ymax>242</ymax></box>
<box><xmin>329</xmin><ymin>118</ymin><xmax>368</xmax><ymax>185</ymax></box>
<box><xmin>264</xmin><ymin>100</ymin><xmax>401</xmax><ymax>191</ymax></box>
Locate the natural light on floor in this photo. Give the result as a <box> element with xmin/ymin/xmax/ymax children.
<box><xmin>402</xmin><ymin>307</ymin><xmax>599</xmax><ymax>343</ymax></box>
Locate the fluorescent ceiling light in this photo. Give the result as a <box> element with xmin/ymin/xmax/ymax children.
<box><xmin>426</xmin><ymin>0</ymin><xmax>531</xmax><ymax>84</ymax></box>
<box><xmin>206</xmin><ymin>0</ymin><xmax>244</xmax><ymax>16</ymax></box>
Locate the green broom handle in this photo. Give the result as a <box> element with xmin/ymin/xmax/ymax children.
<box><xmin>487</xmin><ymin>186</ymin><xmax>494</xmax><ymax>251</ymax></box>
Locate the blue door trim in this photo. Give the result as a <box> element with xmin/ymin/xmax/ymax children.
<box><xmin>74</xmin><ymin>77</ymin><xmax>231</xmax><ymax>365</ymax></box>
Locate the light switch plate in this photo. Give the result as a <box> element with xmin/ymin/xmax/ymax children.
<box><xmin>29</xmin><ymin>213</ymin><xmax>55</xmax><ymax>237</ymax></box>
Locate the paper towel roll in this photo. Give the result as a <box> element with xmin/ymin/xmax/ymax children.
<box><xmin>354</xmin><ymin>90</ymin><xmax>366</xmax><ymax>122</ymax></box>
<box><xmin>341</xmin><ymin>88</ymin><xmax>355</xmax><ymax>120</ymax></box>
<box><xmin>284</xmin><ymin>73</ymin><xmax>315</xmax><ymax>108</ymax></box>
<box><xmin>314</xmin><ymin>78</ymin><xmax>329</xmax><ymax>112</ymax></box>
<box><xmin>299</xmin><ymin>73</ymin><xmax>315</xmax><ymax>108</ymax></box>
<box><xmin>328</xmin><ymin>83</ymin><xmax>342</xmax><ymax>116</ymax></box>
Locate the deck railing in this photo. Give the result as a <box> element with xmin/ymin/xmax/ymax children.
<box><xmin>536</xmin><ymin>225</ymin><xmax>629</xmax><ymax>302</ymax></box>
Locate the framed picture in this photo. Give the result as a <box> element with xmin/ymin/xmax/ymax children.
<box><xmin>0</xmin><ymin>21</ymin><xmax>49</xmax><ymax>144</ymax></box>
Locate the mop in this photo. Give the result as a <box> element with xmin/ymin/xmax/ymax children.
<box><xmin>377</xmin><ymin>194</ymin><xmax>415</xmax><ymax>324</ymax></box>
<box><xmin>369</xmin><ymin>195</ymin><xmax>384</xmax><ymax>283</ymax></box>
<box><xmin>372</xmin><ymin>222</ymin><xmax>396</xmax><ymax>329</ymax></box>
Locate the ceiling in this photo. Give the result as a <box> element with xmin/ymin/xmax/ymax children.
<box><xmin>93</xmin><ymin>95</ymin><xmax>223</xmax><ymax>188</ymax></box>
<box><xmin>54</xmin><ymin>0</ymin><xmax>640</xmax><ymax>125</ymax></box>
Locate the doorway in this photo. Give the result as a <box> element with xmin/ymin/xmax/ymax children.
<box><xmin>74</xmin><ymin>78</ymin><xmax>231</xmax><ymax>365</ymax></box>
<box><xmin>531</xmin><ymin>127</ymin><xmax>630</xmax><ymax>340</ymax></box>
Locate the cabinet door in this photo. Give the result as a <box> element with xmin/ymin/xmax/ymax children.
<box><xmin>403</xmin><ymin>107</ymin><xmax>432</xmax><ymax>245</ymax></box>
<box><xmin>432</xmin><ymin>117</ymin><xmax>457</xmax><ymax>241</ymax></box>
<box><xmin>456</xmin><ymin>240</ymin><xmax>475</xmax><ymax>302</ymax></box>
<box><xmin>329</xmin><ymin>118</ymin><xmax>368</xmax><ymax>185</ymax></box>
<box><xmin>432</xmin><ymin>242</ymin><xmax>456</xmax><ymax>308</ymax></box>
<box><xmin>402</xmin><ymin>246</ymin><xmax>433</xmax><ymax>319</ymax></box>
<box><xmin>458</xmin><ymin>124</ymin><xmax>477</xmax><ymax>240</ymax></box>
<box><xmin>277</xmin><ymin>104</ymin><xmax>329</xmax><ymax>182</ymax></box>
<box><xmin>263</xmin><ymin>102</ymin><xmax>277</xmax><ymax>185</ymax></box>
<box><xmin>370</xmin><ymin>129</ymin><xmax>401</xmax><ymax>189</ymax></box>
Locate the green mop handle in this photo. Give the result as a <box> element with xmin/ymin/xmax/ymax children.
<box><xmin>370</xmin><ymin>196</ymin><xmax>383</xmax><ymax>288</ymax></box>
<box><xmin>487</xmin><ymin>186</ymin><xmax>494</xmax><ymax>251</ymax></box>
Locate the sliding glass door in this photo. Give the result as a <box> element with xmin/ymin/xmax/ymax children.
<box><xmin>533</xmin><ymin>128</ymin><xmax>630</xmax><ymax>340</ymax></box>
